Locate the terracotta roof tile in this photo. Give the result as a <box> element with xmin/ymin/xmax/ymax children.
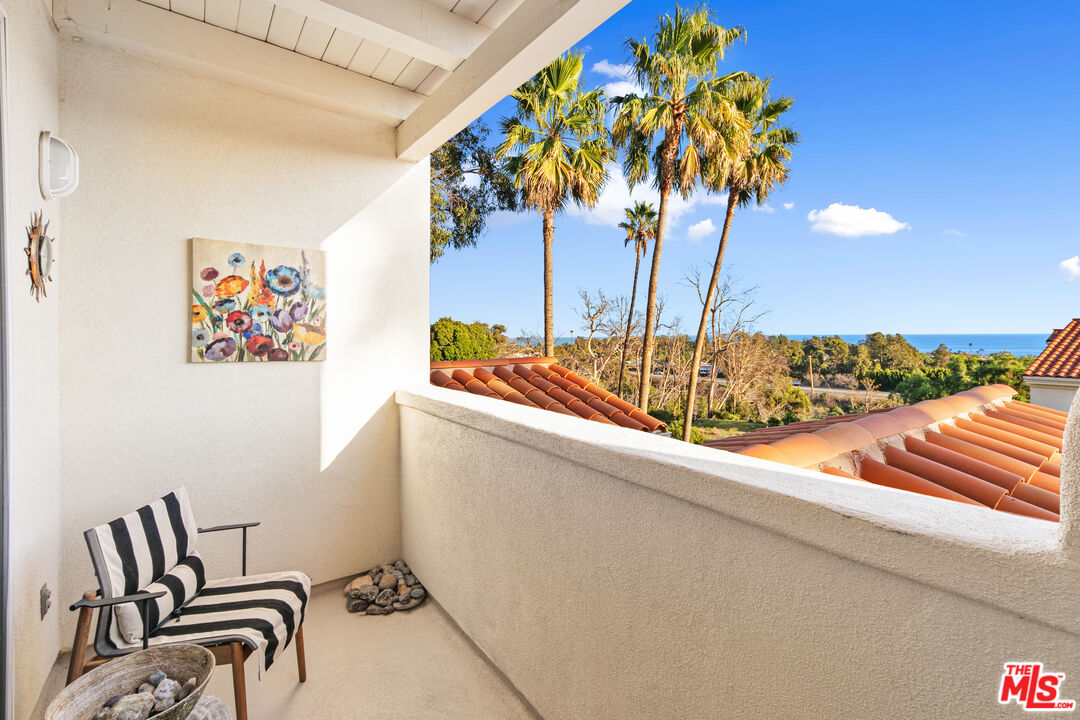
<box><xmin>1025</xmin><ymin>319</ymin><xmax>1080</xmax><ymax>379</ymax></box>
<box><xmin>430</xmin><ymin>357</ymin><xmax>667</xmax><ymax>432</ymax></box>
<box><xmin>708</xmin><ymin>385</ymin><xmax>1066</xmax><ymax>522</ymax></box>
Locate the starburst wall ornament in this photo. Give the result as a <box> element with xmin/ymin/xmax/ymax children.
<box><xmin>25</xmin><ymin>211</ymin><xmax>55</xmax><ymax>302</ymax></box>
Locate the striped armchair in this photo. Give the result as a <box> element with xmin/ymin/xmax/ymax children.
<box><xmin>67</xmin><ymin>488</ymin><xmax>309</xmax><ymax>720</ymax></box>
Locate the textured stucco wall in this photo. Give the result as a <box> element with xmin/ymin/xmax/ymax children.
<box><xmin>3</xmin><ymin>0</ymin><xmax>64</xmax><ymax>715</ymax></box>
<box><xmin>1028</xmin><ymin>380</ymin><xmax>1079</xmax><ymax>413</ymax></box>
<box><xmin>399</xmin><ymin>388</ymin><xmax>1079</xmax><ymax>720</ymax></box>
<box><xmin>55</xmin><ymin>40</ymin><xmax>428</xmax><ymax>644</ymax></box>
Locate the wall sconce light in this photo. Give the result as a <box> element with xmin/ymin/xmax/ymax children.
<box><xmin>39</xmin><ymin>131</ymin><xmax>79</xmax><ymax>199</ymax></box>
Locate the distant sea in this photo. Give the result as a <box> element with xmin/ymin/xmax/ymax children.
<box><xmin>547</xmin><ymin>333</ymin><xmax>1048</xmax><ymax>357</ymax></box>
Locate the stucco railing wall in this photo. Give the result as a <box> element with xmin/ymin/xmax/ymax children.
<box><xmin>398</xmin><ymin>385</ymin><xmax>1080</xmax><ymax>720</ymax></box>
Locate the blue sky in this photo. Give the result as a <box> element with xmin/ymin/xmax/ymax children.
<box><xmin>430</xmin><ymin>0</ymin><xmax>1080</xmax><ymax>337</ymax></box>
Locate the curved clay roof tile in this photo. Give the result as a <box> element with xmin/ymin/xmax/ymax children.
<box><xmin>811</xmin><ymin>423</ymin><xmax>876</xmax><ymax>455</ymax></box>
<box><xmin>859</xmin><ymin>457</ymin><xmax>982</xmax><ymax>506</ymax></box>
<box><xmin>883</xmin><ymin>444</ymin><xmax>1006</xmax><ymax>507</ymax></box>
<box><xmin>1009</xmin><ymin>482</ymin><xmax>1060</xmax><ymax>514</ymax></box>
<box><xmin>737</xmin><ymin>444</ymin><xmax>791</xmax><ymax>464</ymax></box>
<box><xmin>993</xmin><ymin>494</ymin><xmax>1059</xmax><ymax>522</ymax></box>
<box><xmin>768</xmin><ymin>434</ymin><xmax>840</xmax><ymax>468</ymax></box>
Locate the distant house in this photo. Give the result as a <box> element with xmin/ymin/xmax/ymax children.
<box><xmin>1024</xmin><ymin>320</ymin><xmax>1080</xmax><ymax>411</ymax></box>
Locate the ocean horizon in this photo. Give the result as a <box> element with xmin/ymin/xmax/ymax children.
<box><xmin>542</xmin><ymin>333</ymin><xmax>1048</xmax><ymax>357</ymax></box>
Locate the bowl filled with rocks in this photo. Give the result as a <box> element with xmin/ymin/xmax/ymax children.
<box><xmin>45</xmin><ymin>644</ymin><xmax>215</xmax><ymax>720</ymax></box>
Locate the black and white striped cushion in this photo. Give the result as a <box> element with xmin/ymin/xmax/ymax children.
<box><xmin>84</xmin><ymin>488</ymin><xmax>201</xmax><ymax>642</ymax></box>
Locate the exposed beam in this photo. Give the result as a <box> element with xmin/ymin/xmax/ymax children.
<box><xmin>270</xmin><ymin>0</ymin><xmax>489</xmax><ymax>71</ymax></box>
<box><xmin>54</xmin><ymin>0</ymin><xmax>425</xmax><ymax>125</ymax></box>
<box><xmin>396</xmin><ymin>0</ymin><xmax>630</xmax><ymax>162</ymax></box>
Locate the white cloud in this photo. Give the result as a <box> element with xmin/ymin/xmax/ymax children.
<box><xmin>943</xmin><ymin>229</ymin><xmax>967</xmax><ymax>236</ymax></box>
<box><xmin>687</xmin><ymin>219</ymin><xmax>716</xmax><ymax>243</ymax></box>
<box><xmin>752</xmin><ymin>203</ymin><xmax>775</xmax><ymax>214</ymax></box>
<box><xmin>603</xmin><ymin>80</ymin><xmax>646</xmax><ymax>98</ymax></box>
<box><xmin>807</xmin><ymin>202</ymin><xmax>910</xmax><ymax>238</ymax></box>
<box><xmin>783</xmin><ymin>202</ymin><xmax>795</xmax><ymax>210</ymax></box>
<box><xmin>565</xmin><ymin>164</ymin><xmax>700</xmax><ymax>229</ymax></box>
<box><xmin>1060</xmin><ymin>256</ymin><xmax>1080</xmax><ymax>281</ymax></box>
<box><xmin>591</xmin><ymin>60</ymin><xmax>632</xmax><ymax>79</ymax></box>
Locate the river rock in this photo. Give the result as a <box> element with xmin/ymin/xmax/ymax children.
<box><xmin>155</xmin><ymin>678</ymin><xmax>182</xmax><ymax>701</ymax></box>
<box><xmin>343</xmin><ymin>575</ymin><xmax>372</xmax><ymax>596</ymax></box>
<box><xmin>378</xmin><ymin>573</ymin><xmax>397</xmax><ymax>590</ymax></box>
<box><xmin>153</xmin><ymin>696</ymin><xmax>177</xmax><ymax>714</ymax></box>
<box><xmin>148</xmin><ymin>670</ymin><xmax>167</xmax><ymax>687</ymax></box>
<box><xmin>404</xmin><ymin>573</ymin><xmax>417</xmax><ymax>586</ymax></box>
<box><xmin>103</xmin><ymin>693</ymin><xmax>155</xmax><ymax>720</ymax></box>
<box><xmin>410</xmin><ymin>587</ymin><xmax>426</xmax><ymax>600</ymax></box>
<box><xmin>178</xmin><ymin>677</ymin><xmax>198</xmax><ymax>701</ymax></box>
<box><xmin>136</xmin><ymin>683</ymin><xmax>155</xmax><ymax>695</ymax></box>
<box><xmin>392</xmin><ymin>595</ymin><xmax>422</xmax><ymax>611</ymax></box>
<box><xmin>345</xmin><ymin>594</ymin><xmax>369</xmax><ymax>613</ymax></box>
<box><xmin>375</xmin><ymin>588</ymin><xmax>394</xmax><ymax>606</ymax></box>
<box><xmin>351</xmin><ymin>585</ymin><xmax>378</xmax><ymax>603</ymax></box>
<box><xmin>366</xmin><ymin>603</ymin><xmax>393</xmax><ymax>615</ymax></box>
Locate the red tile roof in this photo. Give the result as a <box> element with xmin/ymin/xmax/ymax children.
<box><xmin>1026</xmin><ymin>319</ymin><xmax>1080</xmax><ymax>378</ymax></box>
<box><xmin>430</xmin><ymin>357</ymin><xmax>668</xmax><ymax>432</ymax></box>
<box><xmin>706</xmin><ymin>385</ymin><xmax>1065</xmax><ymax>522</ymax></box>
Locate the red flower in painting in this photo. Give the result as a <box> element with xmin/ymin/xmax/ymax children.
<box><xmin>245</xmin><ymin>335</ymin><xmax>274</xmax><ymax>356</ymax></box>
<box><xmin>225</xmin><ymin>311</ymin><xmax>253</xmax><ymax>334</ymax></box>
<box><xmin>267</xmin><ymin>348</ymin><xmax>289</xmax><ymax>361</ymax></box>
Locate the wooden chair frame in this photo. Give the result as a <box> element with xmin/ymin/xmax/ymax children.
<box><xmin>66</xmin><ymin>521</ymin><xmax>307</xmax><ymax>720</ymax></box>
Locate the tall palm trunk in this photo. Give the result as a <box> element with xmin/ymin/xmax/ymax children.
<box><xmin>616</xmin><ymin>248</ymin><xmax>642</xmax><ymax>399</ymax></box>
<box><xmin>542</xmin><ymin>209</ymin><xmax>555</xmax><ymax>357</ymax></box>
<box><xmin>638</xmin><ymin>190</ymin><xmax>668</xmax><ymax>411</ymax></box>
<box><xmin>682</xmin><ymin>188</ymin><xmax>738</xmax><ymax>440</ymax></box>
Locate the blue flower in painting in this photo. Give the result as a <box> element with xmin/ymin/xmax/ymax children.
<box><xmin>289</xmin><ymin>302</ymin><xmax>308</xmax><ymax>322</ymax></box>
<box><xmin>227</xmin><ymin>252</ymin><xmax>245</xmax><ymax>268</ymax></box>
<box><xmin>213</xmin><ymin>298</ymin><xmax>237</xmax><ymax>313</ymax></box>
<box><xmin>204</xmin><ymin>337</ymin><xmax>236</xmax><ymax>362</ymax></box>
<box><xmin>307</xmin><ymin>284</ymin><xmax>326</xmax><ymax>301</ymax></box>
<box><xmin>270</xmin><ymin>308</ymin><xmax>293</xmax><ymax>333</ymax></box>
<box><xmin>191</xmin><ymin>328</ymin><xmax>210</xmax><ymax>348</ymax></box>
<box><xmin>252</xmin><ymin>322</ymin><xmax>264</xmax><ymax>335</ymax></box>
<box><xmin>265</xmin><ymin>265</ymin><xmax>302</xmax><ymax>297</ymax></box>
<box><xmin>251</xmin><ymin>305</ymin><xmax>271</xmax><ymax>323</ymax></box>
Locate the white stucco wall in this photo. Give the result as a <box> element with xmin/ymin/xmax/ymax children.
<box><xmin>1026</xmin><ymin>377</ymin><xmax>1080</xmax><ymax>413</ymax></box>
<box><xmin>399</xmin><ymin>387</ymin><xmax>1079</xmax><ymax>720</ymax></box>
<box><xmin>54</xmin><ymin>40</ymin><xmax>428</xmax><ymax>645</ymax></box>
<box><xmin>2</xmin><ymin>0</ymin><xmax>63</xmax><ymax>715</ymax></box>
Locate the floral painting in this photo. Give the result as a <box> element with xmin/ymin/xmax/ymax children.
<box><xmin>191</xmin><ymin>238</ymin><xmax>327</xmax><ymax>362</ymax></box>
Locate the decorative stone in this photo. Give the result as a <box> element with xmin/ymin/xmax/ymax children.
<box><xmin>153</xmin><ymin>696</ymin><xmax>177</xmax><ymax>714</ymax></box>
<box><xmin>404</xmin><ymin>574</ymin><xmax>417</xmax><ymax>586</ymax></box>
<box><xmin>345</xmin><ymin>594</ymin><xmax>369</xmax><ymax>613</ymax></box>
<box><xmin>410</xmin><ymin>587</ymin><xmax>426</xmax><ymax>600</ymax></box>
<box><xmin>378</xmin><ymin>574</ymin><xmax>397</xmax><ymax>591</ymax></box>
<box><xmin>393</xmin><ymin>559</ymin><xmax>406</xmax><ymax>571</ymax></box>
<box><xmin>351</xmin><ymin>585</ymin><xmax>378</xmax><ymax>603</ymax></box>
<box><xmin>371</xmin><ymin>572</ymin><xmax>382</xmax><ymax>586</ymax></box>
<box><xmin>392</xmin><ymin>595</ymin><xmax>422</xmax><ymax>611</ymax></box>
<box><xmin>365</xmin><ymin>603</ymin><xmax>393</xmax><ymax>615</ymax></box>
<box><xmin>147</xmin><ymin>670</ymin><xmax>167</xmax><ymax>687</ymax></box>
<box><xmin>343</xmin><ymin>575</ymin><xmax>372</xmax><ymax>597</ymax></box>
<box><xmin>136</xmin><ymin>683</ymin><xmax>155</xmax><ymax>695</ymax></box>
<box><xmin>154</xmin><ymin>678</ymin><xmax>182</xmax><ymax>701</ymax></box>
<box><xmin>104</xmin><ymin>694</ymin><xmax>124</xmax><ymax>707</ymax></box>
<box><xmin>178</xmin><ymin>677</ymin><xmax>198</xmax><ymax>701</ymax></box>
<box><xmin>375</xmin><ymin>588</ymin><xmax>394</xmax><ymax>606</ymax></box>
<box><xmin>91</xmin><ymin>707</ymin><xmax>108</xmax><ymax>720</ymax></box>
<box><xmin>103</xmin><ymin>692</ymin><xmax>155</xmax><ymax>720</ymax></box>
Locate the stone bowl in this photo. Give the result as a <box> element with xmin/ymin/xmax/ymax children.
<box><xmin>45</xmin><ymin>644</ymin><xmax>215</xmax><ymax>720</ymax></box>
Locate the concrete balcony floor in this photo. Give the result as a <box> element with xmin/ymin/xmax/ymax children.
<box><xmin>39</xmin><ymin>582</ymin><xmax>537</xmax><ymax>719</ymax></box>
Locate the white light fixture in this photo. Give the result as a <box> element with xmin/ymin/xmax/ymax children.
<box><xmin>38</xmin><ymin>131</ymin><xmax>79</xmax><ymax>199</ymax></box>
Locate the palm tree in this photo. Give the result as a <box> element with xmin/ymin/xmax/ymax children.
<box><xmin>681</xmin><ymin>77</ymin><xmax>798</xmax><ymax>440</ymax></box>
<box><xmin>612</xmin><ymin>7</ymin><xmax>749</xmax><ymax>411</ymax></box>
<box><xmin>616</xmin><ymin>201</ymin><xmax>658</xmax><ymax>397</ymax></box>
<box><xmin>496</xmin><ymin>52</ymin><xmax>614</xmax><ymax>357</ymax></box>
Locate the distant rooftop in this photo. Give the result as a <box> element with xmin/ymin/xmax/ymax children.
<box><xmin>707</xmin><ymin>385</ymin><xmax>1063</xmax><ymax>522</ymax></box>
<box><xmin>1025</xmin><ymin>319</ymin><xmax>1080</xmax><ymax>378</ymax></box>
<box><xmin>430</xmin><ymin>357</ymin><xmax>667</xmax><ymax>432</ymax></box>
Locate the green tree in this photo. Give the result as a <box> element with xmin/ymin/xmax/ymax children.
<box><xmin>430</xmin><ymin>317</ymin><xmax>498</xmax><ymax>362</ymax></box>
<box><xmin>930</xmin><ymin>343</ymin><xmax>951</xmax><ymax>368</ymax></box>
<box><xmin>681</xmin><ymin>77</ymin><xmax>796</xmax><ymax>439</ymax></box>
<box><xmin>612</xmin><ymin>6</ymin><xmax>748</xmax><ymax>412</ymax></box>
<box><xmin>615</xmin><ymin>201</ymin><xmax>658</xmax><ymax>396</ymax></box>
<box><xmin>430</xmin><ymin>119</ymin><xmax>519</xmax><ymax>263</ymax></box>
<box><xmin>496</xmin><ymin>52</ymin><xmax>614</xmax><ymax>357</ymax></box>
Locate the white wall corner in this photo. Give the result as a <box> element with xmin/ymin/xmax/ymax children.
<box><xmin>1059</xmin><ymin>386</ymin><xmax>1080</xmax><ymax>556</ymax></box>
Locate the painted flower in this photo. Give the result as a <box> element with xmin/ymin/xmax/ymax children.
<box><xmin>294</xmin><ymin>323</ymin><xmax>326</xmax><ymax>345</ymax></box>
<box><xmin>307</xmin><ymin>284</ymin><xmax>326</xmax><ymax>301</ymax></box>
<box><xmin>245</xmin><ymin>335</ymin><xmax>274</xmax><ymax>356</ymax></box>
<box><xmin>191</xmin><ymin>328</ymin><xmax>211</xmax><ymax>348</ymax></box>
<box><xmin>289</xmin><ymin>302</ymin><xmax>308</xmax><ymax>322</ymax></box>
<box><xmin>215</xmin><ymin>275</ymin><xmax>249</xmax><ymax>298</ymax></box>
<box><xmin>267</xmin><ymin>348</ymin><xmax>289</xmax><ymax>361</ymax></box>
<box><xmin>226</xmin><ymin>311</ymin><xmax>253</xmax><ymax>334</ymax></box>
<box><xmin>251</xmin><ymin>305</ymin><xmax>271</xmax><ymax>323</ymax></box>
<box><xmin>192</xmin><ymin>304</ymin><xmax>208</xmax><ymax>324</ymax></box>
<box><xmin>199</xmin><ymin>267</ymin><xmax>219</xmax><ymax>281</ymax></box>
<box><xmin>204</xmin><ymin>337</ymin><xmax>236</xmax><ymax>362</ymax></box>
<box><xmin>201</xmin><ymin>284</ymin><xmax>215</xmax><ymax>298</ymax></box>
<box><xmin>213</xmin><ymin>298</ymin><xmax>237</xmax><ymax>313</ymax></box>
<box><xmin>228</xmin><ymin>252</ymin><xmax>245</xmax><ymax>267</ymax></box>
<box><xmin>265</xmin><ymin>265</ymin><xmax>302</xmax><ymax>297</ymax></box>
<box><xmin>249</xmin><ymin>260</ymin><xmax>275</xmax><ymax>307</ymax></box>
<box><xmin>270</xmin><ymin>309</ymin><xmax>293</xmax><ymax>333</ymax></box>
<box><xmin>288</xmin><ymin>341</ymin><xmax>301</xmax><ymax>353</ymax></box>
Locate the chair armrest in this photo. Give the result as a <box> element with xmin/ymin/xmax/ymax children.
<box><xmin>70</xmin><ymin>590</ymin><xmax>167</xmax><ymax>651</ymax></box>
<box><xmin>197</xmin><ymin>522</ymin><xmax>260</xmax><ymax>576</ymax></box>
<box><xmin>197</xmin><ymin>521</ymin><xmax>260</xmax><ymax>533</ymax></box>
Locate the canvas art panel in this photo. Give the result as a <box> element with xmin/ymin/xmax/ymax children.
<box><xmin>191</xmin><ymin>238</ymin><xmax>327</xmax><ymax>362</ymax></box>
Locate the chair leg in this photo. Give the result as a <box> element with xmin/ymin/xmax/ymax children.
<box><xmin>66</xmin><ymin>592</ymin><xmax>96</xmax><ymax>684</ymax></box>
<box><xmin>295</xmin><ymin>625</ymin><xmax>307</xmax><ymax>682</ymax></box>
<box><xmin>230</xmin><ymin>642</ymin><xmax>248</xmax><ymax>720</ymax></box>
